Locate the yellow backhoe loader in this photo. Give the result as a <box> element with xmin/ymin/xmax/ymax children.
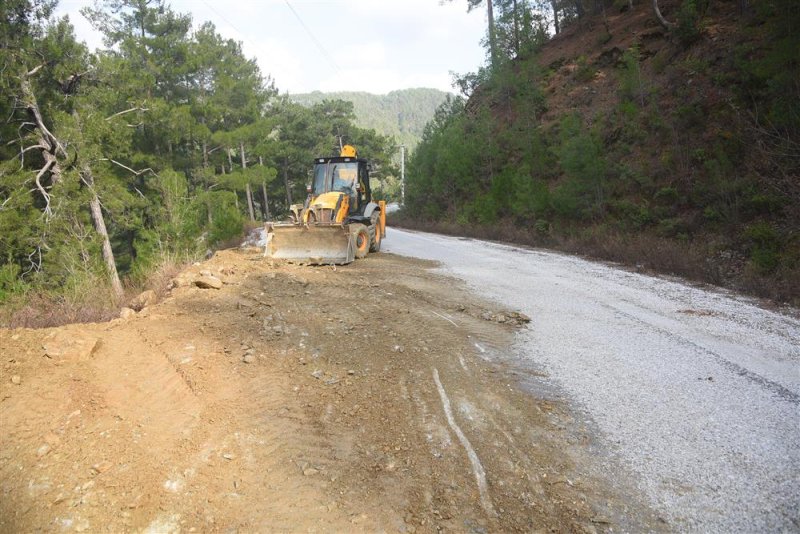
<box><xmin>265</xmin><ymin>145</ymin><xmax>386</xmax><ymax>264</ymax></box>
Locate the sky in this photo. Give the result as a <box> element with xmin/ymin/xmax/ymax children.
<box><xmin>54</xmin><ymin>0</ymin><xmax>489</xmax><ymax>95</ymax></box>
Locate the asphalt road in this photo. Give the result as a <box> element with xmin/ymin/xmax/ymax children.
<box><xmin>384</xmin><ymin>228</ymin><xmax>800</xmax><ymax>532</ymax></box>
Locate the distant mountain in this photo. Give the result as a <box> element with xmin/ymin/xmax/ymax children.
<box><xmin>290</xmin><ymin>88</ymin><xmax>450</xmax><ymax>151</ymax></box>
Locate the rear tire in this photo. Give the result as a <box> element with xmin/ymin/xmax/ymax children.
<box><xmin>351</xmin><ymin>223</ymin><xmax>369</xmax><ymax>259</ymax></box>
<box><xmin>369</xmin><ymin>212</ymin><xmax>382</xmax><ymax>253</ymax></box>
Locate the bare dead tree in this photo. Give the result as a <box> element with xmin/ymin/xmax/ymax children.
<box><xmin>652</xmin><ymin>0</ymin><xmax>676</xmax><ymax>30</ymax></box>
<box><xmin>19</xmin><ymin>66</ymin><xmax>67</xmax><ymax>216</ymax></box>
<box><xmin>80</xmin><ymin>165</ymin><xmax>124</xmax><ymax>299</ymax></box>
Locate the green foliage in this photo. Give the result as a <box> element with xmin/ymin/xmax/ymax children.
<box><xmin>653</xmin><ymin>186</ymin><xmax>679</xmax><ymax>205</ymax></box>
<box><xmin>291</xmin><ymin>89</ymin><xmax>449</xmax><ymax>151</ymax></box>
<box><xmin>744</xmin><ymin>222</ymin><xmax>781</xmax><ymax>272</ymax></box>
<box><xmin>609</xmin><ymin>199</ymin><xmax>654</xmax><ymax>229</ymax></box>
<box><xmin>510</xmin><ymin>170</ymin><xmax>550</xmax><ymax>221</ymax></box>
<box><xmin>0</xmin><ymin>263</ymin><xmax>29</xmax><ymax>302</ymax></box>
<box><xmin>0</xmin><ymin>0</ymin><xmax>397</xmax><ymax>311</ymax></box>
<box><xmin>675</xmin><ymin>0</ymin><xmax>705</xmax><ymax>45</ymax></box>
<box><xmin>736</xmin><ymin>0</ymin><xmax>800</xmax><ymax>136</ymax></box>
<box><xmin>657</xmin><ymin>217</ymin><xmax>689</xmax><ymax>239</ymax></box>
<box><xmin>208</xmin><ymin>192</ymin><xmax>245</xmax><ymax>246</ymax></box>
<box><xmin>618</xmin><ymin>46</ymin><xmax>644</xmax><ymax>105</ymax></box>
<box><xmin>405</xmin><ymin>0</ymin><xmax>798</xmax><ymax>302</ymax></box>
<box><xmin>574</xmin><ymin>55</ymin><xmax>595</xmax><ymax>83</ymax></box>
<box><xmin>554</xmin><ymin>114</ymin><xmax>607</xmax><ymax>219</ymax></box>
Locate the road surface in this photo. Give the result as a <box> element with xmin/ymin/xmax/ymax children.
<box><xmin>384</xmin><ymin>227</ymin><xmax>800</xmax><ymax>532</ymax></box>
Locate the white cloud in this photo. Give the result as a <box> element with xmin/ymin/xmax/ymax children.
<box><xmin>54</xmin><ymin>0</ymin><xmax>486</xmax><ymax>94</ymax></box>
<box><xmin>337</xmin><ymin>42</ymin><xmax>386</xmax><ymax>68</ymax></box>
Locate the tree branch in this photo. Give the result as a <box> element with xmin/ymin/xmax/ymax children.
<box><xmin>34</xmin><ymin>159</ymin><xmax>55</xmax><ymax>216</ymax></box>
<box><xmin>105</xmin><ymin>106</ymin><xmax>149</xmax><ymax>121</ymax></box>
<box><xmin>26</xmin><ymin>64</ymin><xmax>45</xmax><ymax>77</ymax></box>
<box><xmin>103</xmin><ymin>158</ymin><xmax>157</xmax><ymax>177</ymax></box>
<box><xmin>652</xmin><ymin>0</ymin><xmax>676</xmax><ymax>30</ymax></box>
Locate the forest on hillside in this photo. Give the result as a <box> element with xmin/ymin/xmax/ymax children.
<box><xmin>403</xmin><ymin>0</ymin><xmax>799</xmax><ymax>303</ymax></box>
<box><xmin>0</xmin><ymin>0</ymin><xmax>397</xmax><ymax>323</ymax></box>
<box><xmin>291</xmin><ymin>89</ymin><xmax>449</xmax><ymax>150</ymax></box>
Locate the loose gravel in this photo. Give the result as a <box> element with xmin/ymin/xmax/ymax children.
<box><xmin>386</xmin><ymin>228</ymin><xmax>800</xmax><ymax>532</ymax></box>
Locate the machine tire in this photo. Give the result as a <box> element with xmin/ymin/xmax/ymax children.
<box><xmin>369</xmin><ymin>212</ymin><xmax>382</xmax><ymax>253</ymax></box>
<box><xmin>351</xmin><ymin>223</ymin><xmax>370</xmax><ymax>259</ymax></box>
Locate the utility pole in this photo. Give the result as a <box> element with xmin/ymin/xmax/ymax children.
<box><xmin>399</xmin><ymin>145</ymin><xmax>405</xmax><ymax>206</ymax></box>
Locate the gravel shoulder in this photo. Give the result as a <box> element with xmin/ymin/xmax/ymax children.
<box><xmin>0</xmin><ymin>247</ymin><xmax>660</xmax><ymax>532</ymax></box>
<box><xmin>384</xmin><ymin>228</ymin><xmax>800</xmax><ymax>532</ymax></box>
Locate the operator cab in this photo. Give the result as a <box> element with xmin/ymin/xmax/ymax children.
<box><xmin>311</xmin><ymin>156</ymin><xmax>372</xmax><ymax>215</ymax></box>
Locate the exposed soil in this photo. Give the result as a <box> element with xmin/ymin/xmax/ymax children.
<box><xmin>1</xmin><ymin>247</ymin><xmax>658</xmax><ymax>532</ymax></box>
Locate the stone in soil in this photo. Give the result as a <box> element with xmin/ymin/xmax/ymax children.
<box><xmin>129</xmin><ymin>289</ymin><xmax>158</xmax><ymax>311</ymax></box>
<box><xmin>195</xmin><ymin>276</ymin><xmax>223</xmax><ymax>290</ymax></box>
<box><xmin>42</xmin><ymin>331</ymin><xmax>100</xmax><ymax>361</ymax></box>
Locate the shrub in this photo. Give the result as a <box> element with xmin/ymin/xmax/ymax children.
<box><xmin>0</xmin><ymin>263</ymin><xmax>28</xmax><ymax>303</ymax></box>
<box><xmin>618</xmin><ymin>46</ymin><xmax>644</xmax><ymax>105</ymax></box>
<box><xmin>744</xmin><ymin>222</ymin><xmax>781</xmax><ymax>272</ymax></box>
<box><xmin>675</xmin><ymin>0</ymin><xmax>706</xmax><ymax>45</ymax></box>
<box><xmin>656</xmin><ymin>217</ymin><xmax>689</xmax><ymax>238</ymax></box>
<box><xmin>654</xmin><ymin>186</ymin><xmax>680</xmax><ymax>205</ymax></box>
<box><xmin>575</xmin><ymin>56</ymin><xmax>595</xmax><ymax>83</ymax></box>
<box><xmin>209</xmin><ymin>194</ymin><xmax>245</xmax><ymax>246</ymax></box>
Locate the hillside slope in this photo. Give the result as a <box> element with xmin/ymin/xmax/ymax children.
<box><xmin>403</xmin><ymin>0</ymin><xmax>799</xmax><ymax>304</ymax></box>
<box><xmin>291</xmin><ymin>88</ymin><xmax>449</xmax><ymax>150</ymax></box>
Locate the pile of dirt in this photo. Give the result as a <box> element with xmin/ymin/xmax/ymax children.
<box><xmin>1</xmin><ymin>248</ymin><xmax>659</xmax><ymax>532</ymax></box>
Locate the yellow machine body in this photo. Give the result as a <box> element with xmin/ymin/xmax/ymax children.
<box><xmin>265</xmin><ymin>145</ymin><xmax>386</xmax><ymax>265</ymax></box>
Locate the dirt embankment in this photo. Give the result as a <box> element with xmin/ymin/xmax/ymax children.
<box><xmin>1</xmin><ymin>248</ymin><xmax>658</xmax><ymax>532</ymax></box>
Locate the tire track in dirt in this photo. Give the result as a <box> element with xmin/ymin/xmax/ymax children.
<box><xmin>1</xmin><ymin>248</ymin><xmax>664</xmax><ymax>532</ymax></box>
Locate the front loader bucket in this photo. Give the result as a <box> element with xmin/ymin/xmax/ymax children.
<box><xmin>265</xmin><ymin>223</ymin><xmax>355</xmax><ymax>265</ymax></box>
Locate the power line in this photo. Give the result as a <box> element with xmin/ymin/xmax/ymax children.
<box><xmin>199</xmin><ymin>0</ymin><xmax>258</xmax><ymax>52</ymax></box>
<box><xmin>283</xmin><ymin>0</ymin><xmax>341</xmax><ymax>73</ymax></box>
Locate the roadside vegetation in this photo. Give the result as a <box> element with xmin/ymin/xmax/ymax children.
<box><xmin>401</xmin><ymin>0</ymin><xmax>799</xmax><ymax>305</ymax></box>
<box><xmin>0</xmin><ymin>0</ymin><xmax>397</xmax><ymax>327</ymax></box>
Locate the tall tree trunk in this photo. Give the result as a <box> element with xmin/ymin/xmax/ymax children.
<box><xmin>239</xmin><ymin>141</ymin><xmax>255</xmax><ymax>221</ymax></box>
<box><xmin>283</xmin><ymin>157</ymin><xmax>293</xmax><ymax>207</ymax></box>
<box><xmin>202</xmin><ymin>140</ymin><xmax>212</xmax><ymax>225</ymax></box>
<box><xmin>575</xmin><ymin>0</ymin><xmax>585</xmax><ymax>19</ymax></box>
<box><xmin>245</xmin><ymin>181</ymin><xmax>255</xmax><ymax>221</ymax></box>
<box><xmin>261</xmin><ymin>182</ymin><xmax>270</xmax><ymax>221</ymax></box>
<box><xmin>227</xmin><ymin>148</ymin><xmax>234</xmax><ymax>174</ymax></box>
<box><xmin>512</xmin><ymin>0</ymin><xmax>520</xmax><ymax>57</ymax></box>
<box><xmin>259</xmin><ymin>156</ymin><xmax>270</xmax><ymax>221</ymax></box>
<box><xmin>652</xmin><ymin>0</ymin><xmax>676</xmax><ymax>29</ymax></box>
<box><xmin>487</xmin><ymin>0</ymin><xmax>498</xmax><ymax>66</ymax></box>
<box><xmin>551</xmin><ymin>0</ymin><xmax>560</xmax><ymax>34</ymax></box>
<box><xmin>82</xmin><ymin>166</ymin><xmax>123</xmax><ymax>299</ymax></box>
